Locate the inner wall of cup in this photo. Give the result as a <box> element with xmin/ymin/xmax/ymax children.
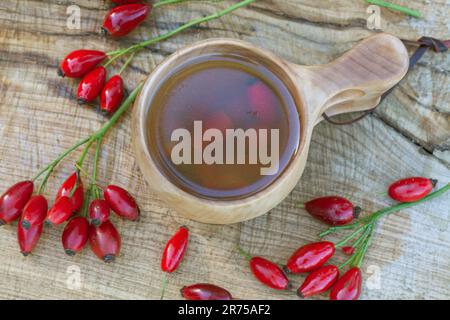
<box><xmin>143</xmin><ymin>42</ymin><xmax>306</xmax><ymax>201</ymax></box>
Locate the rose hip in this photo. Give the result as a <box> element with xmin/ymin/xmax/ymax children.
<box><xmin>62</xmin><ymin>217</ymin><xmax>89</xmax><ymax>256</ymax></box>
<box><xmin>102</xmin><ymin>4</ymin><xmax>151</xmax><ymax>37</ymax></box>
<box><xmin>0</xmin><ymin>181</ymin><xmax>34</xmax><ymax>225</ymax></box>
<box><xmin>58</xmin><ymin>50</ymin><xmax>107</xmax><ymax>78</ymax></box>
<box><xmin>100</xmin><ymin>75</ymin><xmax>124</xmax><ymax>115</ymax></box>
<box><xmin>56</xmin><ymin>173</ymin><xmax>84</xmax><ymax>213</ymax></box>
<box><xmin>89</xmin><ymin>220</ymin><xmax>121</xmax><ymax>263</ymax></box>
<box><xmin>305</xmin><ymin>196</ymin><xmax>360</xmax><ymax>226</ymax></box>
<box><xmin>89</xmin><ymin>199</ymin><xmax>110</xmax><ymax>226</ymax></box>
<box><xmin>17</xmin><ymin>221</ymin><xmax>43</xmax><ymax>256</ymax></box>
<box><xmin>20</xmin><ymin>195</ymin><xmax>48</xmax><ymax>229</ymax></box>
<box><xmin>161</xmin><ymin>226</ymin><xmax>189</xmax><ymax>273</ymax></box>
<box><xmin>103</xmin><ymin>185</ymin><xmax>139</xmax><ymax>221</ymax></box>
<box><xmin>249</xmin><ymin>257</ymin><xmax>290</xmax><ymax>290</ymax></box>
<box><xmin>330</xmin><ymin>267</ymin><xmax>362</xmax><ymax>300</ymax></box>
<box><xmin>181</xmin><ymin>284</ymin><xmax>232</xmax><ymax>300</ymax></box>
<box><xmin>342</xmin><ymin>246</ymin><xmax>356</xmax><ymax>256</ymax></box>
<box><xmin>46</xmin><ymin>196</ymin><xmax>72</xmax><ymax>226</ymax></box>
<box><xmin>388</xmin><ymin>177</ymin><xmax>436</xmax><ymax>203</ymax></box>
<box><xmin>285</xmin><ymin>241</ymin><xmax>335</xmax><ymax>274</ymax></box>
<box><xmin>77</xmin><ymin>66</ymin><xmax>107</xmax><ymax>104</ymax></box>
<box><xmin>297</xmin><ymin>265</ymin><xmax>339</xmax><ymax>298</ymax></box>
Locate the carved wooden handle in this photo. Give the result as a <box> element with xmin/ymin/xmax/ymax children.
<box><xmin>292</xmin><ymin>33</ymin><xmax>409</xmax><ymax>124</ymax></box>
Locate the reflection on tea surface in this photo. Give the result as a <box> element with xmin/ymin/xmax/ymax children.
<box><xmin>147</xmin><ymin>54</ymin><xmax>300</xmax><ymax>200</ymax></box>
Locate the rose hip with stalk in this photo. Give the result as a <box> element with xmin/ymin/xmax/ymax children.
<box><xmin>17</xmin><ymin>221</ymin><xmax>43</xmax><ymax>256</ymax></box>
<box><xmin>58</xmin><ymin>50</ymin><xmax>107</xmax><ymax>78</ymax></box>
<box><xmin>329</xmin><ymin>267</ymin><xmax>362</xmax><ymax>300</ymax></box>
<box><xmin>46</xmin><ymin>196</ymin><xmax>72</xmax><ymax>226</ymax></box>
<box><xmin>0</xmin><ymin>181</ymin><xmax>34</xmax><ymax>226</ymax></box>
<box><xmin>104</xmin><ymin>185</ymin><xmax>139</xmax><ymax>221</ymax></box>
<box><xmin>89</xmin><ymin>199</ymin><xmax>110</xmax><ymax>226</ymax></box>
<box><xmin>77</xmin><ymin>66</ymin><xmax>107</xmax><ymax>104</ymax></box>
<box><xmin>62</xmin><ymin>216</ymin><xmax>90</xmax><ymax>256</ymax></box>
<box><xmin>304</xmin><ymin>196</ymin><xmax>361</xmax><ymax>226</ymax></box>
<box><xmin>102</xmin><ymin>4</ymin><xmax>151</xmax><ymax>37</ymax></box>
<box><xmin>100</xmin><ymin>75</ymin><xmax>124</xmax><ymax>115</ymax></box>
<box><xmin>388</xmin><ymin>177</ymin><xmax>436</xmax><ymax>203</ymax></box>
<box><xmin>181</xmin><ymin>284</ymin><xmax>232</xmax><ymax>301</ymax></box>
<box><xmin>284</xmin><ymin>241</ymin><xmax>335</xmax><ymax>274</ymax></box>
<box><xmin>89</xmin><ymin>220</ymin><xmax>121</xmax><ymax>263</ymax></box>
<box><xmin>297</xmin><ymin>265</ymin><xmax>339</xmax><ymax>298</ymax></box>
<box><xmin>56</xmin><ymin>173</ymin><xmax>84</xmax><ymax>213</ymax></box>
<box><xmin>20</xmin><ymin>195</ymin><xmax>48</xmax><ymax>229</ymax></box>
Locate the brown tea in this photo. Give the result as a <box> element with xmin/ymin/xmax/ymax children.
<box><xmin>146</xmin><ymin>53</ymin><xmax>300</xmax><ymax>200</ymax></box>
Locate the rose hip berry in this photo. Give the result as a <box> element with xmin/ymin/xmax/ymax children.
<box><xmin>388</xmin><ymin>177</ymin><xmax>436</xmax><ymax>203</ymax></box>
<box><xmin>181</xmin><ymin>284</ymin><xmax>232</xmax><ymax>300</ymax></box>
<box><xmin>46</xmin><ymin>196</ymin><xmax>73</xmax><ymax>226</ymax></box>
<box><xmin>104</xmin><ymin>185</ymin><xmax>139</xmax><ymax>221</ymax></box>
<box><xmin>297</xmin><ymin>265</ymin><xmax>339</xmax><ymax>298</ymax></box>
<box><xmin>330</xmin><ymin>267</ymin><xmax>362</xmax><ymax>300</ymax></box>
<box><xmin>161</xmin><ymin>226</ymin><xmax>189</xmax><ymax>273</ymax></box>
<box><xmin>58</xmin><ymin>50</ymin><xmax>107</xmax><ymax>78</ymax></box>
<box><xmin>89</xmin><ymin>199</ymin><xmax>110</xmax><ymax>226</ymax></box>
<box><xmin>56</xmin><ymin>173</ymin><xmax>84</xmax><ymax>213</ymax></box>
<box><xmin>89</xmin><ymin>220</ymin><xmax>121</xmax><ymax>263</ymax></box>
<box><xmin>305</xmin><ymin>196</ymin><xmax>360</xmax><ymax>226</ymax></box>
<box><xmin>62</xmin><ymin>217</ymin><xmax>89</xmax><ymax>256</ymax></box>
<box><xmin>342</xmin><ymin>246</ymin><xmax>356</xmax><ymax>256</ymax></box>
<box><xmin>285</xmin><ymin>241</ymin><xmax>335</xmax><ymax>274</ymax></box>
<box><xmin>0</xmin><ymin>181</ymin><xmax>34</xmax><ymax>226</ymax></box>
<box><xmin>102</xmin><ymin>4</ymin><xmax>151</xmax><ymax>37</ymax></box>
<box><xmin>18</xmin><ymin>222</ymin><xmax>43</xmax><ymax>256</ymax></box>
<box><xmin>20</xmin><ymin>195</ymin><xmax>48</xmax><ymax>229</ymax></box>
<box><xmin>77</xmin><ymin>66</ymin><xmax>107</xmax><ymax>104</ymax></box>
<box><xmin>100</xmin><ymin>75</ymin><xmax>124</xmax><ymax>115</ymax></box>
<box><xmin>249</xmin><ymin>256</ymin><xmax>290</xmax><ymax>290</ymax></box>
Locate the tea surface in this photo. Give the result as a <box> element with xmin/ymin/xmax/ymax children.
<box><xmin>147</xmin><ymin>54</ymin><xmax>300</xmax><ymax>200</ymax></box>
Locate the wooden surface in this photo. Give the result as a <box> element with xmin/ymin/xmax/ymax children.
<box><xmin>0</xmin><ymin>0</ymin><xmax>449</xmax><ymax>300</ymax></box>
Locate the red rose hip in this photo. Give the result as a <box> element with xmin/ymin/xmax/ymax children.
<box><xmin>161</xmin><ymin>226</ymin><xmax>189</xmax><ymax>273</ymax></box>
<box><xmin>249</xmin><ymin>257</ymin><xmax>290</xmax><ymax>290</ymax></box>
<box><xmin>46</xmin><ymin>196</ymin><xmax>73</xmax><ymax>226</ymax></box>
<box><xmin>305</xmin><ymin>196</ymin><xmax>360</xmax><ymax>226</ymax></box>
<box><xmin>89</xmin><ymin>199</ymin><xmax>110</xmax><ymax>226</ymax></box>
<box><xmin>388</xmin><ymin>177</ymin><xmax>436</xmax><ymax>203</ymax></box>
<box><xmin>20</xmin><ymin>195</ymin><xmax>48</xmax><ymax>229</ymax></box>
<box><xmin>102</xmin><ymin>4</ymin><xmax>151</xmax><ymax>37</ymax></box>
<box><xmin>330</xmin><ymin>267</ymin><xmax>362</xmax><ymax>300</ymax></box>
<box><xmin>100</xmin><ymin>75</ymin><xmax>124</xmax><ymax>115</ymax></box>
<box><xmin>104</xmin><ymin>185</ymin><xmax>139</xmax><ymax>221</ymax></box>
<box><xmin>298</xmin><ymin>265</ymin><xmax>339</xmax><ymax>298</ymax></box>
<box><xmin>181</xmin><ymin>284</ymin><xmax>232</xmax><ymax>300</ymax></box>
<box><xmin>285</xmin><ymin>241</ymin><xmax>335</xmax><ymax>274</ymax></box>
<box><xmin>58</xmin><ymin>50</ymin><xmax>106</xmax><ymax>78</ymax></box>
<box><xmin>62</xmin><ymin>217</ymin><xmax>90</xmax><ymax>256</ymax></box>
<box><xmin>0</xmin><ymin>181</ymin><xmax>34</xmax><ymax>225</ymax></box>
<box><xmin>18</xmin><ymin>222</ymin><xmax>43</xmax><ymax>256</ymax></box>
<box><xmin>89</xmin><ymin>220</ymin><xmax>121</xmax><ymax>263</ymax></box>
<box><xmin>77</xmin><ymin>66</ymin><xmax>107</xmax><ymax>104</ymax></box>
<box><xmin>56</xmin><ymin>173</ymin><xmax>84</xmax><ymax>213</ymax></box>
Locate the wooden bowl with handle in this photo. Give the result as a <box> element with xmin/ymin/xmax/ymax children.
<box><xmin>132</xmin><ymin>33</ymin><xmax>409</xmax><ymax>224</ymax></box>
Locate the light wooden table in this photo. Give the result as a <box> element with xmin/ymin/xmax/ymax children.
<box><xmin>0</xmin><ymin>0</ymin><xmax>449</xmax><ymax>300</ymax></box>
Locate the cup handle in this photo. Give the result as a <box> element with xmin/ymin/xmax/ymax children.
<box><xmin>291</xmin><ymin>33</ymin><xmax>409</xmax><ymax>125</ymax></box>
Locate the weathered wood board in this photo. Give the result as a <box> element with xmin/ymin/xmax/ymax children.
<box><xmin>0</xmin><ymin>0</ymin><xmax>449</xmax><ymax>300</ymax></box>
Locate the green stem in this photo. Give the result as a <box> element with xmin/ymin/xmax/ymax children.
<box><xmin>160</xmin><ymin>273</ymin><xmax>168</xmax><ymax>300</ymax></box>
<box><xmin>91</xmin><ymin>138</ymin><xmax>103</xmax><ymax>199</ymax></box>
<box><xmin>119</xmin><ymin>52</ymin><xmax>136</xmax><ymax>75</ymax></box>
<box><xmin>334</xmin><ymin>225</ymin><xmax>366</xmax><ymax>248</ymax></box>
<box><xmin>354</xmin><ymin>225</ymin><xmax>375</xmax><ymax>268</ymax></box>
<box><xmin>365</xmin><ymin>0</ymin><xmax>421</xmax><ymax>18</ymax></box>
<box><xmin>338</xmin><ymin>224</ymin><xmax>373</xmax><ymax>270</ymax></box>
<box><xmin>153</xmin><ymin>0</ymin><xmax>190</xmax><ymax>9</ymax></box>
<box><xmin>81</xmin><ymin>186</ymin><xmax>91</xmax><ymax>219</ymax></box>
<box><xmin>106</xmin><ymin>0</ymin><xmax>256</xmax><ymax>58</ymax></box>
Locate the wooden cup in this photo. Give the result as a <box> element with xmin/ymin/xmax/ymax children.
<box><xmin>132</xmin><ymin>33</ymin><xmax>409</xmax><ymax>224</ymax></box>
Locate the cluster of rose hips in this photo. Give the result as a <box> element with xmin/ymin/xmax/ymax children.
<box><xmin>158</xmin><ymin>177</ymin><xmax>447</xmax><ymax>300</ymax></box>
<box><xmin>0</xmin><ymin>174</ymin><xmax>139</xmax><ymax>262</ymax></box>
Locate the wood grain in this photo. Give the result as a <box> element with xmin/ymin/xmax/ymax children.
<box><xmin>0</xmin><ymin>0</ymin><xmax>449</xmax><ymax>300</ymax></box>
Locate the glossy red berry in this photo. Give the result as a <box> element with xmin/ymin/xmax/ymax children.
<box><xmin>17</xmin><ymin>221</ymin><xmax>43</xmax><ymax>256</ymax></box>
<box><xmin>20</xmin><ymin>195</ymin><xmax>48</xmax><ymax>230</ymax></box>
<box><xmin>56</xmin><ymin>173</ymin><xmax>84</xmax><ymax>213</ymax></box>
<box><xmin>62</xmin><ymin>217</ymin><xmax>90</xmax><ymax>256</ymax></box>
<box><xmin>100</xmin><ymin>75</ymin><xmax>124</xmax><ymax>115</ymax></box>
<box><xmin>249</xmin><ymin>257</ymin><xmax>290</xmax><ymax>290</ymax></box>
<box><xmin>0</xmin><ymin>181</ymin><xmax>34</xmax><ymax>225</ymax></box>
<box><xmin>89</xmin><ymin>199</ymin><xmax>110</xmax><ymax>226</ymax></box>
<box><xmin>46</xmin><ymin>196</ymin><xmax>72</xmax><ymax>226</ymax></box>
<box><xmin>77</xmin><ymin>66</ymin><xmax>107</xmax><ymax>104</ymax></box>
<box><xmin>103</xmin><ymin>185</ymin><xmax>139</xmax><ymax>221</ymax></box>
<box><xmin>330</xmin><ymin>267</ymin><xmax>362</xmax><ymax>300</ymax></box>
<box><xmin>305</xmin><ymin>196</ymin><xmax>360</xmax><ymax>226</ymax></box>
<box><xmin>342</xmin><ymin>246</ymin><xmax>356</xmax><ymax>256</ymax></box>
<box><xmin>89</xmin><ymin>220</ymin><xmax>121</xmax><ymax>263</ymax></box>
<box><xmin>102</xmin><ymin>4</ymin><xmax>151</xmax><ymax>37</ymax></box>
<box><xmin>285</xmin><ymin>241</ymin><xmax>335</xmax><ymax>274</ymax></box>
<box><xmin>181</xmin><ymin>284</ymin><xmax>232</xmax><ymax>300</ymax></box>
<box><xmin>298</xmin><ymin>265</ymin><xmax>339</xmax><ymax>298</ymax></box>
<box><xmin>58</xmin><ymin>50</ymin><xmax>107</xmax><ymax>78</ymax></box>
<box><xmin>161</xmin><ymin>226</ymin><xmax>189</xmax><ymax>273</ymax></box>
<box><xmin>388</xmin><ymin>177</ymin><xmax>436</xmax><ymax>203</ymax></box>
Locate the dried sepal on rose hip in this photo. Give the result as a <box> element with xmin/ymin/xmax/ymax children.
<box><xmin>0</xmin><ymin>181</ymin><xmax>34</xmax><ymax>226</ymax></box>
